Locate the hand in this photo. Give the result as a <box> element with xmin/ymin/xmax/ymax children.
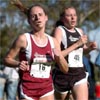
<box><xmin>88</xmin><ymin>42</ymin><xmax>97</xmax><ymax>50</ymax></box>
<box><xmin>77</xmin><ymin>35</ymin><xmax>88</xmax><ymax>46</ymax></box>
<box><xmin>19</xmin><ymin>61</ymin><xmax>29</xmax><ymax>71</ymax></box>
<box><xmin>80</xmin><ymin>35</ymin><xmax>88</xmax><ymax>44</ymax></box>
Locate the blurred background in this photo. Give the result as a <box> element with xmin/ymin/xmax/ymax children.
<box><xmin>0</xmin><ymin>0</ymin><xmax>100</xmax><ymax>100</ymax></box>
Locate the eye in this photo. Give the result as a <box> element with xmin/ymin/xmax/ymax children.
<box><xmin>31</xmin><ymin>15</ymin><xmax>35</xmax><ymax>19</ymax></box>
<box><xmin>39</xmin><ymin>13</ymin><xmax>43</xmax><ymax>16</ymax></box>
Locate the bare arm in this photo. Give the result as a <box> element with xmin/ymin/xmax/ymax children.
<box><xmin>54</xmin><ymin>27</ymin><xmax>88</xmax><ymax>57</ymax></box>
<box><xmin>83</xmin><ymin>41</ymin><xmax>97</xmax><ymax>55</ymax></box>
<box><xmin>77</xmin><ymin>28</ymin><xmax>97</xmax><ymax>54</ymax></box>
<box><xmin>53</xmin><ymin>37</ymin><xmax>68</xmax><ymax>73</ymax></box>
<box><xmin>4</xmin><ymin>34</ymin><xmax>29</xmax><ymax>71</ymax></box>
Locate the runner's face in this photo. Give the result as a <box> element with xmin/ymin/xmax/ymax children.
<box><xmin>63</xmin><ymin>8</ymin><xmax>77</xmax><ymax>29</ymax></box>
<box><xmin>29</xmin><ymin>6</ymin><xmax>48</xmax><ymax>31</ymax></box>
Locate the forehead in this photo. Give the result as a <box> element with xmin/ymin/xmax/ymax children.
<box><xmin>65</xmin><ymin>8</ymin><xmax>76</xmax><ymax>14</ymax></box>
<box><xmin>30</xmin><ymin>6</ymin><xmax>44</xmax><ymax>14</ymax></box>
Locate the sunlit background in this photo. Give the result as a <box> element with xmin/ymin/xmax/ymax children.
<box><xmin>0</xmin><ymin>0</ymin><xmax>100</xmax><ymax>99</ymax></box>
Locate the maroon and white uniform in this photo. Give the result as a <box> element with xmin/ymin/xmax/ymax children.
<box><xmin>18</xmin><ymin>33</ymin><xmax>54</xmax><ymax>100</ymax></box>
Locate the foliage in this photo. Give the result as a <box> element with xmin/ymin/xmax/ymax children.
<box><xmin>0</xmin><ymin>0</ymin><xmax>99</xmax><ymax>64</ymax></box>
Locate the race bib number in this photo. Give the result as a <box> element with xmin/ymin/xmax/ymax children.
<box><xmin>68</xmin><ymin>48</ymin><xmax>83</xmax><ymax>67</ymax></box>
<box><xmin>30</xmin><ymin>64</ymin><xmax>51</xmax><ymax>78</ymax></box>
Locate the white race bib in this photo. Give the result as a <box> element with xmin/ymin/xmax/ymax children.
<box><xmin>68</xmin><ymin>48</ymin><xmax>83</xmax><ymax>67</ymax></box>
<box><xmin>30</xmin><ymin>63</ymin><xmax>51</xmax><ymax>78</ymax></box>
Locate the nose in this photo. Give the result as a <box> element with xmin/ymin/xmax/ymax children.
<box><xmin>71</xmin><ymin>15</ymin><xmax>74</xmax><ymax>19</ymax></box>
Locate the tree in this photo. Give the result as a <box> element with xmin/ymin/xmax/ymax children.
<box><xmin>0</xmin><ymin>0</ymin><xmax>99</xmax><ymax>64</ymax></box>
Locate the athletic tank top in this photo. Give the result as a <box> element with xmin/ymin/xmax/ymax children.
<box><xmin>19</xmin><ymin>33</ymin><xmax>54</xmax><ymax>89</ymax></box>
<box><xmin>58</xmin><ymin>26</ymin><xmax>84</xmax><ymax>67</ymax></box>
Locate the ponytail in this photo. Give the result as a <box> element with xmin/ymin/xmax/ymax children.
<box><xmin>11</xmin><ymin>0</ymin><xmax>28</xmax><ymax>16</ymax></box>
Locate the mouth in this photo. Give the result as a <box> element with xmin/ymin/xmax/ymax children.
<box><xmin>36</xmin><ymin>21</ymin><xmax>41</xmax><ymax>24</ymax></box>
<box><xmin>35</xmin><ymin>21</ymin><xmax>41</xmax><ymax>26</ymax></box>
<box><xmin>71</xmin><ymin>21</ymin><xmax>76</xmax><ymax>24</ymax></box>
